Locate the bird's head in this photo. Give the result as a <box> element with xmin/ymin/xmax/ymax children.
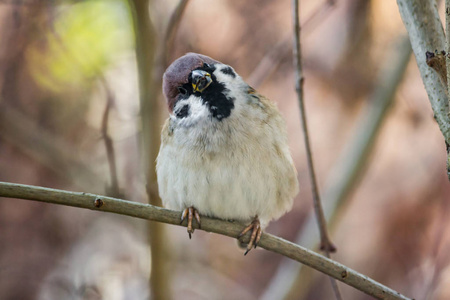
<box><xmin>163</xmin><ymin>53</ymin><xmax>248</xmax><ymax>127</ymax></box>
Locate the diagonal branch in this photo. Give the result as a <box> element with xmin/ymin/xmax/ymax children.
<box><xmin>0</xmin><ymin>181</ymin><xmax>412</xmax><ymax>300</ymax></box>
<box><xmin>397</xmin><ymin>0</ymin><xmax>450</xmax><ymax>180</ymax></box>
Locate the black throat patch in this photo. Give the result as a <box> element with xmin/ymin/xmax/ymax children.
<box><xmin>177</xmin><ymin>63</ymin><xmax>235</xmax><ymax>121</ymax></box>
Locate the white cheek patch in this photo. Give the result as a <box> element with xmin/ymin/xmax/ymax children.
<box><xmin>171</xmin><ymin>95</ymin><xmax>210</xmax><ymax>128</ymax></box>
<box><xmin>213</xmin><ymin>64</ymin><xmax>249</xmax><ymax>114</ymax></box>
<box><xmin>213</xmin><ymin>64</ymin><xmax>236</xmax><ymax>88</ymax></box>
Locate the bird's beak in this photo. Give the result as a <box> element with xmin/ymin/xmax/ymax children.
<box><xmin>191</xmin><ymin>70</ymin><xmax>212</xmax><ymax>93</ymax></box>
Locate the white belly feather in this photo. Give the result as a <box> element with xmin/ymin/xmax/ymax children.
<box><xmin>156</xmin><ymin>113</ymin><xmax>297</xmax><ymax>227</ymax></box>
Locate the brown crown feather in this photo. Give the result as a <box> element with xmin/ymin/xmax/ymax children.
<box><xmin>162</xmin><ymin>52</ymin><xmax>219</xmax><ymax>112</ymax></box>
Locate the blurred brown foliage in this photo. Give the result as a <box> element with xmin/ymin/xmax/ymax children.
<box><xmin>0</xmin><ymin>0</ymin><xmax>449</xmax><ymax>300</ymax></box>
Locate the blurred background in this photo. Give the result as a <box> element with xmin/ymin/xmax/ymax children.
<box><xmin>0</xmin><ymin>0</ymin><xmax>449</xmax><ymax>299</ymax></box>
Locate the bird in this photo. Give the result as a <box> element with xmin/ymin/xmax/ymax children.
<box><xmin>156</xmin><ymin>52</ymin><xmax>299</xmax><ymax>254</ymax></box>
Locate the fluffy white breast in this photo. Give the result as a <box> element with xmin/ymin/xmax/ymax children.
<box><xmin>157</xmin><ymin>64</ymin><xmax>298</xmax><ymax>227</ymax></box>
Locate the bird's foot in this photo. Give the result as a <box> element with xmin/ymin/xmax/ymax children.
<box><xmin>238</xmin><ymin>216</ymin><xmax>262</xmax><ymax>255</ymax></box>
<box><xmin>180</xmin><ymin>206</ymin><xmax>201</xmax><ymax>239</ymax></box>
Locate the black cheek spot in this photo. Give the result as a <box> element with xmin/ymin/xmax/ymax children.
<box><xmin>210</xmin><ymin>105</ymin><xmax>222</xmax><ymax>120</ymax></box>
<box><xmin>208</xmin><ymin>98</ymin><xmax>234</xmax><ymax>121</ymax></box>
<box><xmin>175</xmin><ymin>104</ymin><xmax>190</xmax><ymax>118</ymax></box>
<box><xmin>221</xmin><ymin>67</ymin><xmax>236</xmax><ymax>78</ymax></box>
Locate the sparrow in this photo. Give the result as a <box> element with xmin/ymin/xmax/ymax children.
<box><xmin>157</xmin><ymin>53</ymin><xmax>299</xmax><ymax>254</ymax></box>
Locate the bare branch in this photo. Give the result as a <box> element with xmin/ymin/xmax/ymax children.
<box><xmin>397</xmin><ymin>0</ymin><xmax>450</xmax><ymax>179</ymax></box>
<box><xmin>446</xmin><ymin>0</ymin><xmax>450</xmax><ymax>179</ymax></box>
<box><xmin>293</xmin><ymin>1</ymin><xmax>341</xmax><ymax>296</ymax></box>
<box><xmin>0</xmin><ymin>181</ymin><xmax>412</xmax><ymax>300</ymax></box>
<box><xmin>292</xmin><ymin>0</ymin><xmax>336</xmax><ymax>254</ymax></box>
<box><xmin>446</xmin><ymin>0</ymin><xmax>450</xmax><ymax>106</ymax></box>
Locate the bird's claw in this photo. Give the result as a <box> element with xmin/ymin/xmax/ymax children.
<box><xmin>181</xmin><ymin>206</ymin><xmax>201</xmax><ymax>239</ymax></box>
<box><xmin>238</xmin><ymin>216</ymin><xmax>262</xmax><ymax>255</ymax></box>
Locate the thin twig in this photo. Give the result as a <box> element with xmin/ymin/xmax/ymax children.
<box><xmin>292</xmin><ymin>1</ymin><xmax>340</xmax><ymax>298</ymax></box>
<box><xmin>0</xmin><ymin>181</ymin><xmax>412</xmax><ymax>300</ymax></box>
<box><xmin>323</xmin><ymin>250</ymin><xmax>342</xmax><ymax>300</ymax></box>
<box><xmin>292</xmin><ymin>0</ymin><xmax>336</xmax><ymax>256</ymax></box>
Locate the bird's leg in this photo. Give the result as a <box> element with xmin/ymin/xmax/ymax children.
<box><xmin>180</xmin><ymin>206</ymin><xmax>201</xmax><ymax>239</ymax></box>
<box><xmin>238</xmin><ymin>216</ymin><xmax>262</xmax><ymax>255</ymax></box>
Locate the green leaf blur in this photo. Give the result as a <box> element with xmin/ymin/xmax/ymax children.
<box><xmin>27</xmin><ymin>0</ymin><xmax>133</xmax><ymax>93</ymax></box>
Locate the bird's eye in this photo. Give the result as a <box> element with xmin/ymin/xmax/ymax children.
<box><xmin>203</xmin><ymin>63</ymin><xmax>210</xmax><ymax>69</ymax></box>
<box><xmin>177</xmin><ymin>86</ymin><xmax>187</xmax><ymax>95</ymax></box>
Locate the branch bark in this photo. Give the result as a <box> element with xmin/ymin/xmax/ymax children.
<box><xmin>446</xmin><ymin>0</ymin><xmax>450</xmax><ymax>108</ymax></box>
<box><xmin>397</xmin><ymin>0</ymin><xmax>450</xmax><ymax>179</ymax></box>
<box><xmin>0</xmin><ymin>181</ymin><xmax>412</xmax><ymax>300</ymax></box>
<box><xmin>446</xmin><ymin>0</ymin><xmax>450</xmax><ymax>179</ymax></box>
